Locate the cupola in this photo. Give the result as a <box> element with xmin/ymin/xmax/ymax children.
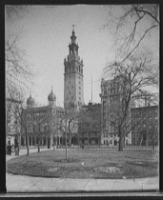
<box><xmin>48</xmin><ymin>88</ymin><xmax>56</xmax><ymax>106</ymax></box>
<box><xmin>27</xmin><ymin>95</ymin><xmax>35</xmax><ymax>108</ymax></box>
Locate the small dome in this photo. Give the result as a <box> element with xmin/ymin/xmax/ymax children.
<box><xmin>27</xmin><ymin>95</ymin><xmax>35</xmax><ymax>105</ymax></box>
<box><xmin>48</xmin><ymin>89</ymin><xmax>56</xmax><ymax>101</ymax></box>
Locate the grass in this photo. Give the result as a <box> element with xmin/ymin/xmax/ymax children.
<box><xmin>7</xmin><ymin>146</ymin><xmax>159</xmax><ymax>179</ymax></box>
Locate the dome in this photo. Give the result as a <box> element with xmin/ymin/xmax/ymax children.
<box><xmin>27</xmin><ymin>95</ymin><xmax>35</xmax><ymax>105</ymax></box>
<box><xmin>48</xmin><ymin>89</ymin><xmax>56</xmax><ymax>101</ymax></box>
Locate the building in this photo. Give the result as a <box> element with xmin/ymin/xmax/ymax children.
<box><xmin>100</xmin><ymin>77</ymin><xmax>132</xmax><ymax>146</ymax></box>
<box><xmin>131</xmin><ymin>105</ymin><xmax>159</xmax><ymax>146</ymax></box>
<box><xmin>21</xmin><ymin>89</ymin><xmax>65</xmax><ymax>148</ymax></box>
<box><xmin>20</xmin><ymin>30</ymin><xmax>86</xmax><ymax>147</ymax></box>
<box><xmin>100</xmin><ymin>77</ymin><xmax>159</xmax><ymax>147</ymax></box>
<box><xmin>64</xmin><ymin>29</ymin><xmax>84</xmax><ymax>112</ymax></box>
<box><xmin>79</xmin><ymin>102</ymin><xmax>101</xmax><ymax>146</ymax></box>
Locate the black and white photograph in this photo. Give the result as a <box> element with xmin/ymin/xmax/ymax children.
<box><xmin>5</xmin><ymin>4</ymin><xmax>159</xmax><ymax>195</ymax></box>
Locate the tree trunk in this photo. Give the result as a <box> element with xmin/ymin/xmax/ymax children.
<box><xmin>65</xmin><ymin>120</ymin><xmax>68</xmax><ymax>160</ymax></box>
<box><xmin>25</xmin><ymin>130</ymin><xmax>29</xmax><ymax>156</ymax></box>
<box><xmin>78</xmin><ymin>131</ymin><xmax>80</xmax><ymax>148</ymax></box>
<box><xmin>56</xmin><ymin>129</ymin><xmax>58</xmax><ymax>149</ymax></box>
<box><xmin>123</xmin><ymin>136</ymin><xmax>126</xmax><ymax>148</ymax></box>
<box><xmin>118</xmin><ymin>134</ymin><xmax>123</xmax><ymax>151</ymax></box>
<box><xmin>139</xmin><ymin>137</ymin><xmax>143</xmax><ymax>146</ymax></box>
<box><xmin>38</xmin><ymin>140</ymin><xmax>40</xmax><ymax>152</ymax></box>
<box><xmin>99</xmin><ymin>138</ymin><xmax>101</xmax><ymax>148</ymax></box>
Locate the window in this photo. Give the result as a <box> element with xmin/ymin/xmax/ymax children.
<box><xmin>143</xmin><ymin>124</ymin><xmax>146</xmax><ymax>128</ymax></box>
<box><xmin>28</xmin><ymin>126</ymin><xmax>33</xmax><ymax>133</ymax></box>
<box><xmin>79</xmin><ymin>97</ymin><xmax>81</xmax><ymax>100</ymax></box>
<box><xmin>149</xmin><ymin>117</ymin><xmax>152</xmax><ymax>121</ymax></box>
<box><xmin>103</xmin><ymin>119</ymin><xmax>106</xmax><ymax>128</ymax></box>
<box><xmin>155</xmin><ymin>117</ymin><xmax>158</xmax><ymax>122</ymax></box>
<box><xmin>149</xmin><ymin>125</ymin><xmax>152</xmax><ymax>130</ymax></box>
<box><xmin>79</xmin><ymin>92</ymin><xmax>81</xmax><ymax>95</ymax></box>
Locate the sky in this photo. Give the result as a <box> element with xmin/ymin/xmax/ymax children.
<box><xmin>6</xmin><ymin>5</ymin><xmax>159</xmax><ymax>107</ymax></box>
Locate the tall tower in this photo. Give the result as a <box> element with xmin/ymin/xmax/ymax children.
<box><xmin>64</xmin><ymin>29</ymin><xmax>84</xmax><ymax>112</ymax></box>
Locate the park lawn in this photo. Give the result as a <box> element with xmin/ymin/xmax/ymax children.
<box><xmin>6</xmin><ymin>146</ymin><xmax>159</xmax><ymax>179</ymax></box>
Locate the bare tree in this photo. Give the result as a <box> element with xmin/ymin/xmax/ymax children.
<box><xmin>67</xmin><ymin>119</ymin><xmax>78</xmax><ymax>146</ymax></box>
<box><xmin>5</xmin><ymin>6</ymin><xmax>35</xmax><ymax>147</ymax></box>
<box><xmin>107</xmin><ymin>4</ymin><xmax>159</xmax><ymax>63</ymax></box>
<box><xmin>5</xmin><ymin>5</ymin><xmax>34</xmax><ymax>98</ymax></box>
<box><xmin>11</xmin><ymin>92</ymin><xmax>30</xmax><ymax>156</ymax></box>
<box><xmin>5</xmin><ymin>34</ymin><xmax>33</xmax><ymax>95</ymax></box>
<box><xmin>58</xmin><ymin>109</ymin><xmax>80</xmax><ymax>159</ymax></box>
<box><xmin>102</xmin><ymin>52</ymin><xmax>158</xmax><ymax>151</ymax></box>
<box><xmin>32</xmin><ymin>112</ymin><xmax>53</xmax><ymax>153</ymax></box>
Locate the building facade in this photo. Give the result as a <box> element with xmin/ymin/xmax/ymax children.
<box><xmin>79</xmin><ymin>102</ymin><xmax>101</xmax><ymax>146</ymax></box>
<box><xmin>21</xmin><ymin>89</ymin><xmax>66</xmax><ymax>148</ymax></box>
<box><xmin>131</xmin><ymin>105</ymin><xmax>159</xmax><ymax>146</ymax></box>
<box><xmin>100</xmin><ymin>77</ymin><xmax>132</xmax><ymax>146</ymax></box>
<box><xmin>64</xmin><ymin>30</ymin><xmax>84</xmax><ymax>112</ymax></box>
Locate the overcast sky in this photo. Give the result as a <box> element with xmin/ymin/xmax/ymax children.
<box><xmin>6</xmin><ymin>5</ymin><xmax>159</xmax><ymax>107</ymax></box>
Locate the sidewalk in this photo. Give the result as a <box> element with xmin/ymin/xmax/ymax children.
<box><xmin>6</xmin><ymin>148</ymin><xmax>159</xmax><ymax>192</ymax></box>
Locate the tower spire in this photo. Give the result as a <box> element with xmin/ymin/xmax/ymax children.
<box><xmin>72</xmin><ymin>24</ymin><xmax>76</xmax><ymax>32</ymax></box>
<box><xmin>91</xmin><ymin>76</ymin><xmax>93</xmax><ymax>103</ymax></box>
<box><xmin>71</xmin><ymin>25</ymin><xmax>77</xmax><ymax>44</ymax></box>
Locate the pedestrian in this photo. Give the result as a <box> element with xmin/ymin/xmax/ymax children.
<box><xmin>14</xmin><ymin>138</ymin><xmax>19</xmax><ymax>156</ymax></box>
<box><xmin>7</xmin><ymin>140</ymin><xmax>12</xmax><ymax>155</ymax></box>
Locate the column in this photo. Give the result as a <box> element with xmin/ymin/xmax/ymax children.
<box><xmin>46</xmin><ymin>137</ymin><xmax>49</xmax><ymax>148</ymax></box>
<box><xmin>50</xmin><ymin>134</ymin><xmax>53</xmax><ymax>148</ymax></box>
